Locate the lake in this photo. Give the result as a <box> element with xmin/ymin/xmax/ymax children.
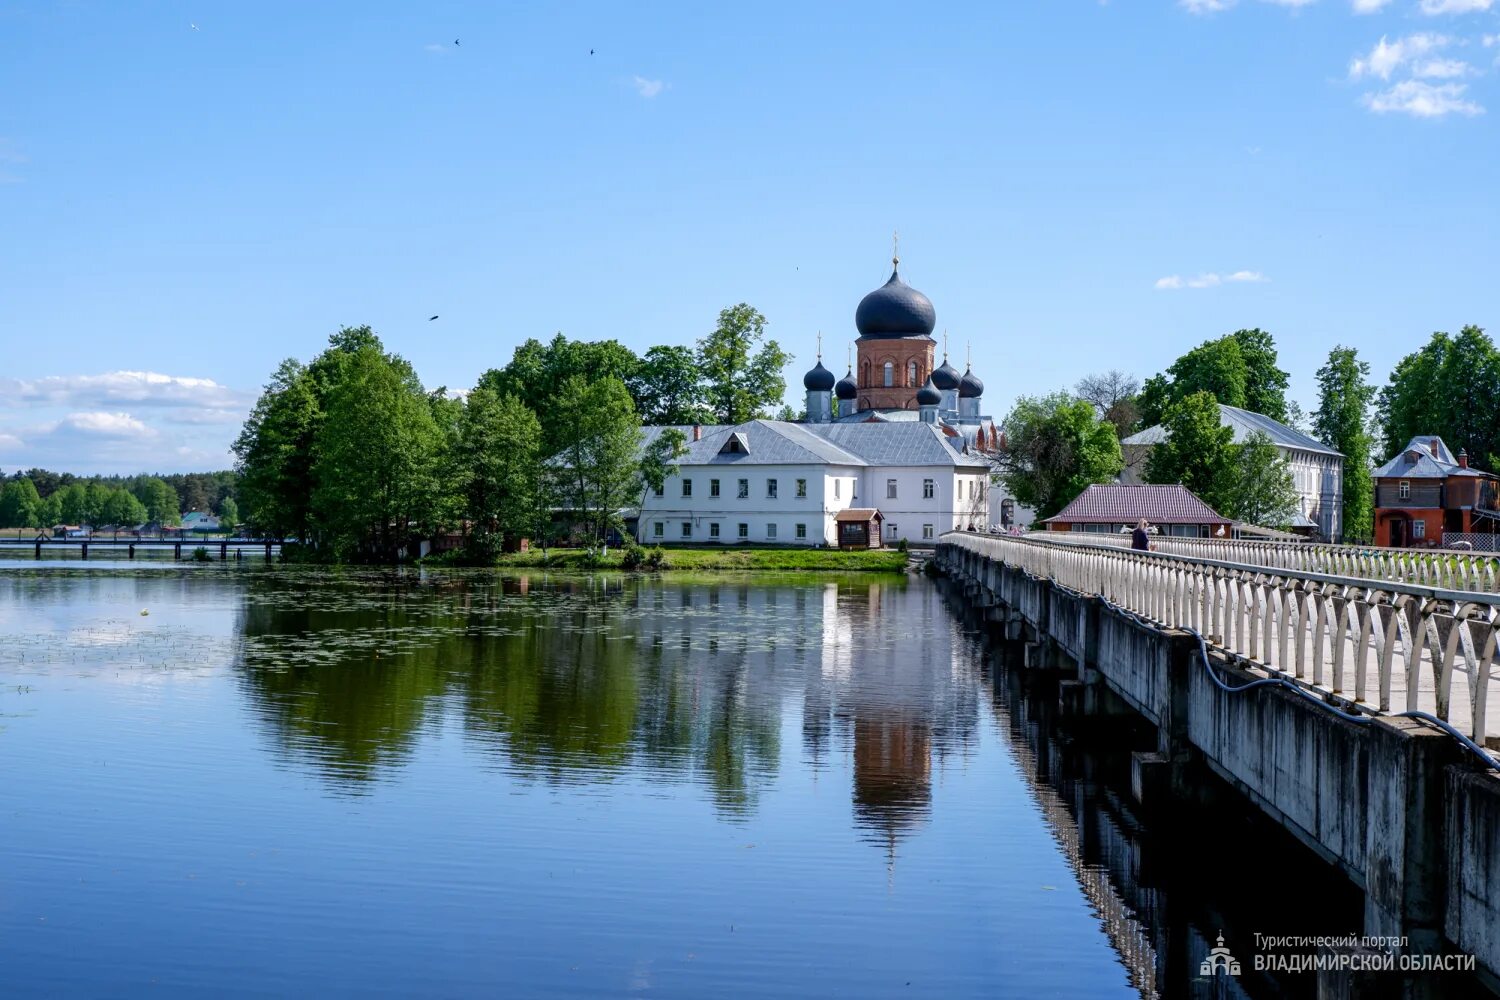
<box><xmin>0</xmin><ymin>563</ymin><xmax>1376</xmax><ymax>997</ymax></box>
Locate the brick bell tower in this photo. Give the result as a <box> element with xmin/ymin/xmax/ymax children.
<box><xmin>853</xmin><ymin>236</ymin><xmax>937</xmax><ymax>411</ymax></box>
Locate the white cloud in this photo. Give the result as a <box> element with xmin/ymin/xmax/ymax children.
<box><xmin>632</xmin><ymin>76</ymin><xmax>665</xmax><ymax>98</ymax></box>
<box><xmin>1352</xmin><ymin>0</ymin><xmax>1394</xmax><ymax>11</ymax></box>
<box><xmin>1181</xmin><ymin>0</ymin><xmax>1236</xmax><ymax>10</ymax></box>
<box><xmin>1350</xmin><ymin>34</ymin><xmax>1451</xmax><ymax>80</ymax></box>
<box><xmin>1413</xmin><ymin>57</ymin><xmax>1473</xmax><ymax>77</ymax></box>
<box><xmin>1419</xmin><ymin>0</ymin><xmax>1493</xmax><ymax>13</ymax></box>
<box><xmin>1363</xmin><ymin>78</ymin><xmax>1485</xmax><ymax>115</ymax></box>
<box><xmin>55</xmin><ymin>412</ymin><xmax>154</xmax><ymax>438</ymax></box>
<box><xmin>423</xmin><ymin>43</ymin><xmax>447</xmax><ymax>53</ymax></box>
<box><xmin>1154</xmin><ymin>271</ymin><xmax>1268</xmax><ymax>290</ymax></box>
<box><xmin>0</xmin><ymin>370</ymin><xmax>249</xmax><ymax>410</ymax></box>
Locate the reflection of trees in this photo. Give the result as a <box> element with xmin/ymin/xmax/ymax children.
<box><xmin>233</xmin><ymin>573</ymin><xmax>799</xmax><ymax>810</ymax></box>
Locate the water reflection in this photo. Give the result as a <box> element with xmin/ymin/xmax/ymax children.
<box><xmin>233</xmin><ymin>572</ymin><xmax>979</xmax><ymax>841</ymax></box>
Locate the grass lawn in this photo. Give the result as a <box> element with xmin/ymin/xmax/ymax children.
<box><xmin>458</xmin><ymin>546</ymin><xmax>912</xmax><ymax>573</ymax></box>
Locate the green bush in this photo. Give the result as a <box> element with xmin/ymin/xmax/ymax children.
<box><xmin>897</xmin><ymin>537</ymin><xmax>909</xmax><ymax>553</ymax></box>
<box><xmin>191</xmin><ymin>546</ymin><xmax>212</xmax><ymax>562</ymax></box>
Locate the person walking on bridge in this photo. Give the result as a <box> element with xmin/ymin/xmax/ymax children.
<box><xmin>1131</xmin><ymin>519</ymin><xmax>1152</xmax><ymax>552</ymax></box>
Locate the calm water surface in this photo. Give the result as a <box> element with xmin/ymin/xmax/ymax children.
<box><xmin>0</xmin><ymin>563</ymin><xmax>1366</xmax><ymax>997</ymax></box>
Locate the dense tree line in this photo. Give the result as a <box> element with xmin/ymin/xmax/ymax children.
<box><xmin>0</xmin><ymin>470</ymin><xmax>238</xmax><ymax>530</ymax></box>
<box><xmin>233</xmin><ymin>306</ymin><xmax>776</xmax><ymax>562</ymax></box>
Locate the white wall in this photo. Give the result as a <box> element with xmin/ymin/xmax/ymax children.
<box><xmin>638</xmin><ymin>463</ymin><xmax>860</xmax><ymax>545</ymax></box>
<box><xmin>636</xmin><ymin>461</ymin><xmax>989</xmax><ymax>546</ymax></box>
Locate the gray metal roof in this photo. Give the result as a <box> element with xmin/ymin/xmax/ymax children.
<box><xmin>1123</xmin><ymin>404</ymin><xmax>1342</xmax><ymax>458</ymax></box>
<box><xmin>641</xmin><ymin>420</ymin><xmax>988</xmax><ymax>469</ymax></box>
<box><xmin>1371</xmin><ymin>436</ymin><xmax>1490</xmax><ymax>479</ymax></box>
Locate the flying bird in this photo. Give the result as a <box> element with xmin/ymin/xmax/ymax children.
<box><xmin>190</xmin><ymin>22</ymin><xmax>199</xmax><ymax>30</ymax></box>
<box><xmin>454</xmin><ymin>38</ymin><xmax>460</xmax><ymax>46</ymax></box>
<box><xmin>590</xmin><ymin>49</ymin><xmax>595</xmax><ymax>55</ymax></box>
<box><xmin>428</xmin><ymin>315</ymin><xmax>439</xmax><ymax>321</ymax></box>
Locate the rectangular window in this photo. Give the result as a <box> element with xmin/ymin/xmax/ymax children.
<box><xmin>653</xmin><ymin>522</ymin><xmax>664</xmax><ymax>538</ymax></box>
<box><xmin>737</xmin><ymin>479</ymin><xmax>749</xmax><ymax>499</ymax></box>
<box><xmin>834</xmin><ymin>480</ymin><xmax>841</xmax><ymax>499</ymax></box>
<box><xmin>923</xmin><ymin>478</ymin><xmax>934</xmax><ymax>499</ymax></box>
<box><xmin>738</xmin><ymin>523</ymin><xmax>749</xmax><ymax>539</ymax></box>
<box><xmin>682</xmin><ymin>522</ymin><xmax>692</xmax><ymax>538</ymax></box>
<box><xmin>710</xmin><ymin>479</ymin><xmax>720</xmax><ymax>498</ymax></box>
<box><xmin>767</xmin><ymin>523</ymin><xmax>777</xmax><ymax>539</ymax></box>
<box><xmin>767</xmin><ymin>479</ymin><xmax>778</xmax><ymax>499</ymax></box>
<box><xmin>682</xmin><ymin>479</ymin><xmax>692</xmax><ymax>497</ymax></box>
<box><xmin>1399</xmin><ymin>480</ymin><xmax>1411</xmax><ymax>500</ymax></box>
<box><xmin>796</xmin><ymin>478</ymin><xmax>807</xmax><ymax>498</ymax></box>
<box><xmin>887</xmin><ymin>479</ymin><xmax>898</xmax><ymax>500</ymax></box>
<box><xmin>653</xmin><ymin>484</ymin><xmax>664</xmax><ymax>498</ymax></box>
<box><xmin>1413</xmin><ymin>520</ymin><xmax>1426</xmax><ymax>539</ymax></box>
<box><xmin>923</xmin><ymin>524</ymin><xmax>934</xmax><ymax>540</ymax></box>
<box><xmin>888</xmin><ymin>523</ymin><xmax>898</xmax><ymax>538</ymax></box>
<box><xmin>959</xmin><ymin>480</ymin><xmax>965</xmax><ymax>501</ymax></box>
<box><xmin>796</xmin><ymin>523</ymin><xmax>807</xmax><ymax>539</ymax></box>
<box><xmin>710</xmin><ymin>522</ymin><xmax>720</xmax><ymax>538</ymax></box>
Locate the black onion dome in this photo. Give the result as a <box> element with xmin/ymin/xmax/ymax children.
<box><xmin>803</xmin><ymin>359</ymin><xmax>836</xmax><ymax>391</ymax></box>
<box><xmin>931</xmin><ymin>359</ymin><xmax>961</xmax><ymax>391</ymax></box>
<box><xmin>855</xmin><ymin>265</ymin><xmax>936</xmax><ymax>338</ymax></box>
<box><xmin>959</xmin><ymin>367</ymin><xmax>984</xmax><ymax>398</ymax></box>
<box><xmin>917</xmin><ymin>378</ymin><xmax>942</xmax><ymax>406</ymax></box>
<box><xmin>835</xmin><ymin>369</ymin><xmax>858</xmax><ymax>400</ymax></box>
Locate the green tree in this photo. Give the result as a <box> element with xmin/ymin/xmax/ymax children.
<box><xmin>552</xmin><ymin>375</ymin><xmax>643</xmax><ymax>547</ymax></box>
<box><xmin>134</xmin><ymin>477</ymin><xmax>181</xmax><ymax>526</ymax></box>
<box><xmin>0</xmin><ymin>478</ymin><xmax>42</xmax><ymax>528</ymax></box>
<box><xmin>1313</xmin><ymin>346</ymin><xmax>1376</xmax><ymax>542</ymax></box>
<box><xmin>1167</xmin><ymin>337</ymin><xmax>1247</xmax><ymax>409</ymax></box>
<box><xmin>234</xmin><ymin>358</ymin><xmax>320</xmax><ymax>542</ymax></box>
<box><xmin>477</xmin><ymin>334</ymin><xmax>640</xmax><ymax>453</ymax></box>
<box><xmin>99</xmin><ymin>488</ymin><xmax>148</xmax><ymax>527</ymax></box>
<box><xmin>1075</xmin><ymin>370</ymin><xmax>1141</xmax><ymax>437</ymax></box>
<box><xmin>218</xmin><ymin>497</ymin><xmax>240</xmax><ymax>532</ymax></box>
<box><xmin>84</xmin><ymin>482</ymin><xmax>111</xmax><ymax>527</ymax></box>
<box><xmin>36</xmin><ymin>492</ymin><xmax>62</xmax><ymax>527</ymax></box>
<box><xmin>636</xmin><ymin>428</ymin><xmax>689</xmax><ymax>541</ymax></box>
<box><xmin>1377</xmin><ymin>326</ymin><xmax>1500</xmax><ymax>468</ymax></box>
<box><xmin>58</xmin><ymin>482</ymin><xmax>91</xmax><ymax>525</ymax></box>
<box><xmin>1144</xmin><ymin>391</ymin><xmax>1236</xmax><ymax>513</ymax></box>
<box><xmin>1230</xmin><ymin>328</ymin><xmax>1291</xmax><ymax>422</ymax></box>
<box><xmin>698</xmin><ymin>304</ymin><xmax>790</xmax><ymax>424</ymax></box>
<box><xmin>1222</xmin><ymin>431</ymin><xmax>1299</xmax><ymax>527</ymax></box>
<box><xmin>1135</xmin><ymin>373</ymin><xmax>1174</xmax><ymax>430</ymax></box>
<box><xmin>999</xmin><ymin>393</ymin><xmax>1123</xmax><ymax>520</ymax></box>
<box><xmin>312</xmin><ymin>344</ymin><xmax>444</xmax><ymax>561</ymax></box>
<box><xmin>458</xmin><ymin>388</ymin><xmax>543</xmax><ymax>559</ymax></box>
<box><xmin>631</xmin><ymin>345</ymin><xmax>710</xmax><ymax>425</ymax></box>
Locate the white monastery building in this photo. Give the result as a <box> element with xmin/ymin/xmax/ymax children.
<box><xmin>635</xmin><ymin>249</ymin><xmax>1003</xmax><ymax>547</ymax></box>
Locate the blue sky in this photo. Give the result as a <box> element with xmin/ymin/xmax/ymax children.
<box><xmin>3</xmin><ymin>0</ymin><xmax>1499</xmax><ymax>473</ymax></box>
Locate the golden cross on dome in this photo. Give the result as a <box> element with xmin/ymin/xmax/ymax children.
<box><xmin>816</xmin><ymin>330</ymin><xmax>822</xmax><ymax>360</ymax></box>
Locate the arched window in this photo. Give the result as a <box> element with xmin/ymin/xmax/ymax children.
<box><xmin>883</xmin><ymin>362</ymin><xmax>894</xmax><ymax>387</ymax></box>
<box><xmin>861</xmin><ymin>361</ymin><xmax>870</xmax><ymax>388</ymax></box>
<box><xmin>907</xmin><ymin>361</ymin><xmax>918</xmax><ymax>387</ymax></box>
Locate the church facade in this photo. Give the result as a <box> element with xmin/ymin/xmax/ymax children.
<box><xmin>634</xmin><ymin>252</ymin><xmax>1002</xmax><ymax>547</ymax></box>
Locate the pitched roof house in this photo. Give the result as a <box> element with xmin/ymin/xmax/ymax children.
<box><xmin>1373</xmin><ymin>436</ymin><xmax>1500</xmax><ymax>549</ymax></box>
<box><xmin>1122</xmin><ymin>404</ymin><xmax>1345</xmax><ymax>540</ymax></box>
<box><xmin>1043</xmin><ymin>484</ymin><xmax>1232</xmax><ymax>537</ymax></box>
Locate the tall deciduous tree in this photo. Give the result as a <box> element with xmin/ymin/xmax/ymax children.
<box><xmin>1139</xmin><ymin>330</ymin><xmax>1291</xmax><ymax>427</ymax></box>
<box><xmin>1377</xmin><ymin>326</ymin><xmax>1500</xmax><ymax>469</ymax></box>
<box><xmin>99</xmin><ymin>488</ymin><xmax>147</xmax><ymax>527</ymax></box>
<box><xmin>312</xmin><ymin>344</ymin><xmax>443</xmax><ymax>561</ymax></box>
<box><xmin>458</xmin><ymin>388</ymin><xmax>543</xmax><ymax>559</ymax></box>
<box><xmin>999</xmin><ymin>393</ymin><xmax>1123</xmax><ymax>521</ymax></box>
<box><xmin>1075</xmin><ymin>370</ymin><xmax>1141</xmax><ymax>437</ymax></box>
<box><xmin>551</xmin><ymin>375</ymin><xmax>643</xmax><ymax>547</ymax></box>
<box><xmin>698</xmin><ymin>304</ymin><xmax>790</xmax><ymax>425</ymax></box>
<box><xmin>631</xmin><ymin>345</ymin><xmax>710</xmax><ymax>425</ymax></box>
<box><xmin>1222</xmin><ymin>431</ymin><xmax>1299</xmax><ymax>528</ymax></box>
<box><xmin>218</xmin><ymin>497</ymin><xmax>240</xmax><ymax>532</ymax></box>
<box><xmin>1230</xmin><ymin>328</ymin><xmax>1291</xmax><ymax>422</ymax></box>
<box><xmin>477</xmin><ymin>334</ymin><xmax>640</xmax><ymax>453</ymax></box>
<box><xmin>1144</xmin><ymin>391</ymin><xmax>1235</xmax><ymax>512</ymax></box>
<box><xmin>1313</xmin><ymin>346</ymin><xmax>1376</xmax><ymax>542</ymax></box>
<box><xmin>0</xmin><ymin>478</ymin><xmax>42</xmax><ymax>528</ymax></box>
<box><xmin>134</xmin><ymin>477</ymin><xmax>181</xmax><ymax>526</ymax></box>
<box><xmin>234</xmin><ymin>358</ymin><xmax>320</xmax><ymax>542</ymax></box>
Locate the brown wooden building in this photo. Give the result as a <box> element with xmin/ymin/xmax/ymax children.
<box><xmin>836</xmin><ymin>509</ymin><xmax>885</xmax><ymax>549</ymax></box>
<box><xmin>1373</xmin><ymin>436</ymin><xmax>1500</xmax><ymax>548</ymax></box>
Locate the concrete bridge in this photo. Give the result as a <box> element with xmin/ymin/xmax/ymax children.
<box><xmin>935</xmin><ymin>532</ymin><xmax>1500</xmax><ymax>995</ymax></box>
